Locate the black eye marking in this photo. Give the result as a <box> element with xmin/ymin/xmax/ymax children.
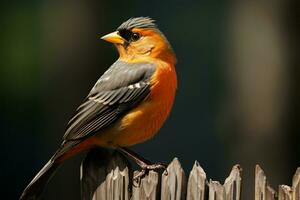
<box><xmin>118</xmin><ymin>29</ymin><xmax>141</xmax><ymax>43</ymax></box>
<box><xmin>118</xmin><ymin>29</ymin><xmax>131</xmax><ymax>41</ymax></box>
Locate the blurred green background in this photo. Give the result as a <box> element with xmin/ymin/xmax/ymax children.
<box><xmin>1</xmin><ymin>0</ymin><xmax>299</xmax><ymax>199</ymax></box>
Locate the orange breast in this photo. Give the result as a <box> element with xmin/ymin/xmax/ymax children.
<box><xmin>114</xmin><ymin>61</ymin><xmax>177</xmax><ymax>146</ymax></box>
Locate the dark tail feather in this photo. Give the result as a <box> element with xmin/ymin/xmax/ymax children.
<box><xmin>20</xmin><ymin>140</ymin><xmax>83</xmax><ymax>200</ymax></box>
<box><xmin>20</xmin><ymin>158</ymin><xmax>60</xmax><ymax>200</ymax></box>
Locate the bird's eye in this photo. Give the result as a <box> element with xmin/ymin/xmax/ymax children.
<box><xmin>131</xmin><ymin>32</ymin><xmax>140</xmax><ymax>41</ymax></box>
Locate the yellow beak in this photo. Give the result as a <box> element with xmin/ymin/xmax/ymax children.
<box><xmin>101</xmin><ymin>31</ymin><xmax>124</xmax><ymax>44</ymax></box>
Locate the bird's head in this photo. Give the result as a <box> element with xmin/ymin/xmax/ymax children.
<box><xmin>101</xmin><ymin>17</ymin><xmax>176</xmax><ymax>64</ymax></box>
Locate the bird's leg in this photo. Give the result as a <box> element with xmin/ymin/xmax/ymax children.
<box><xmin>117</xmin><ymin>147</ymin><xmax>167</xmax><ymax>181</ymax></box>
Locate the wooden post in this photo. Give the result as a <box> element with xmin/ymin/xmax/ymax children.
<box><xmin>161</xmin><ymin>158</ymin><xmax>186</xmax><ymax>200</ymax></box>
<box><xmin>255</xmin><ymin>165</ymin><xmax>276</xmax><ymax>200</ymax></box>
<box><xmin>208</xmin><ymin>180</ymin><xmax>225</xmax><ymax>200</ymax></box>
<box><xmin>80</xmin><ymin>148</ymin><xmax>131</xmax><ymax>200</ymax></box>
<box><xmin>208</xmin><ymin>165</ymin><xmax>242</xmax><ymax>200</ymax></box>
<box><xmin>131</xmin><ymin>170</ymin><xmax>159</xmax><ymax>200</ymax></box>
<box><xmin>278</xmin><ymin>185</ymin><xmax>292</xmax><ymax>200</ymax></box>
<box><xmin>224</xmin><ymin>165</ymin><xmax>242</xmax><ymax>200</ymax></box>
<box><xmin>186</xmin><ymin>161</ymin><xmax>206</xmax><ymax>200</ymax></box>
<box><xmin>292</xmin><ymin>168</ymin><xmax>300</xmax><ymax>200</ymax></box>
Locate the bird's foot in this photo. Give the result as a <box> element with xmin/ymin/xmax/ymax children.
<box><xmin>133</xmin><ymin>162</ymin><xmax>168</xmax><ymax>182</ymax></box>
<box><xmin>117</xmin><ymin>147</ymin><xmax>168</xmax><ymax>183</ymax></box>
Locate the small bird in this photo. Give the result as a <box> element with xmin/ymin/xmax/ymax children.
<box><xmin>20</xmin><ymin>17</ymin><xmax>177</xmax><ymax>199</ymax></box>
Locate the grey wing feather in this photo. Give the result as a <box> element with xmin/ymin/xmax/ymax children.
<box><xmin>19</xmin><ymin>61</ymin><xmax>156</xmax><ymax>200</ymax></box>
<box><xmin>63</xmin><ymin>61</ymin><xmax>155</xmax><ymax>141</ymax></box>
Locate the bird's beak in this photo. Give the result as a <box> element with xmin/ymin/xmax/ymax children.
<box><xmin>101</xmin><ymin>31</ymin><xmax>124</xmax><ymax>44</ymax></box>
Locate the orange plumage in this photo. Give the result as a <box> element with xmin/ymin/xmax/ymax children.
<box><xmin>92</xmin><ymin>25</ymin><xmax>177</xmax><ymax>147</ymax></box>
<box><xmin>116</xmin><ymin>60</ymin><xmax>177</xmax><ymax>146</ymax></box>
<box><xmin>20</xmin><ymin>17</ymin><xmax>177</xmax><ymax>200</ymax></box>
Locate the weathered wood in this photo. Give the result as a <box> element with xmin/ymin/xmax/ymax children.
<box><xmin>80</xmin><ymin>153</ymin><xmax>300</xmax><ymax>200</ymax></box>
<box><xmin>207</xmin><ymin>165</ymin><xmax>242</xmax><ymax>200</ymax></box>
<box><xmin>278</xmin><ymin>185</ymin><xmax>292</xmax><ymax>200</ymax></box>
<box><xmin>208</xmin><ymin>180</ymin><xmax>225</xmax><ymax>200</ymax></box>
<box><xmin>131</xmin><ymin>170</ymin><xmax>159</xmax><ymax>200</ymax></box>
<box><xmin>255</xmin><ymin>165</ymin><xmax>277</xmax><ymax>200</ymax></box>
<box><xmin>186</xmin><ymin>161</ymin><xmax>206</xmax><ymax>200</ymax></box>
<box><xmin>292</xmin><ymin>168</ymin><xmax>300</xmax><ymax>200</ymax></box>
<box><xmin>224</xmin><ymin>165</ymin><xmax>242</xmax><ymax>200</ymax></box>
<box><xmin>161</xmin><ymin>158</ymin><xmax>186</xmax><ymax>200</ymax></box>
<box><xmin>80</xmin><ymin>149</ymin><xmax>131</xmax><ymax>200</ymax></box>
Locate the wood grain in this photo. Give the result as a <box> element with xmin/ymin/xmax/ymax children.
<box><xmin>161</xmin><ymin>158</ymin><xmax>186</xmax><ymax>200</ymax></box>
<box><xmin>186</xmin><ymin>161</ymin><xmax>206</xmax><ymax>200</ymax></box>
<box><xmin>131</xmin><ymin>170</ymin><xmax>159</xmax><ymax>200</ymax></box>
<box><xmin>80</xmin><ymin>152</ymin><xmax>299</xmax><ymax>200</ymax></box>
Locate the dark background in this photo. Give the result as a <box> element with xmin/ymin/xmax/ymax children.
<box><xmin>1</xmin><ymin>0</ymin><xmax>299</xmax><ymax>199</ymax></box>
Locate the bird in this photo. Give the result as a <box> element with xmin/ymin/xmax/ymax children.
<box><xmin>20</xmin><ymin>16</ymin><xmax>177</xmax><ymax>200</ymax></box>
